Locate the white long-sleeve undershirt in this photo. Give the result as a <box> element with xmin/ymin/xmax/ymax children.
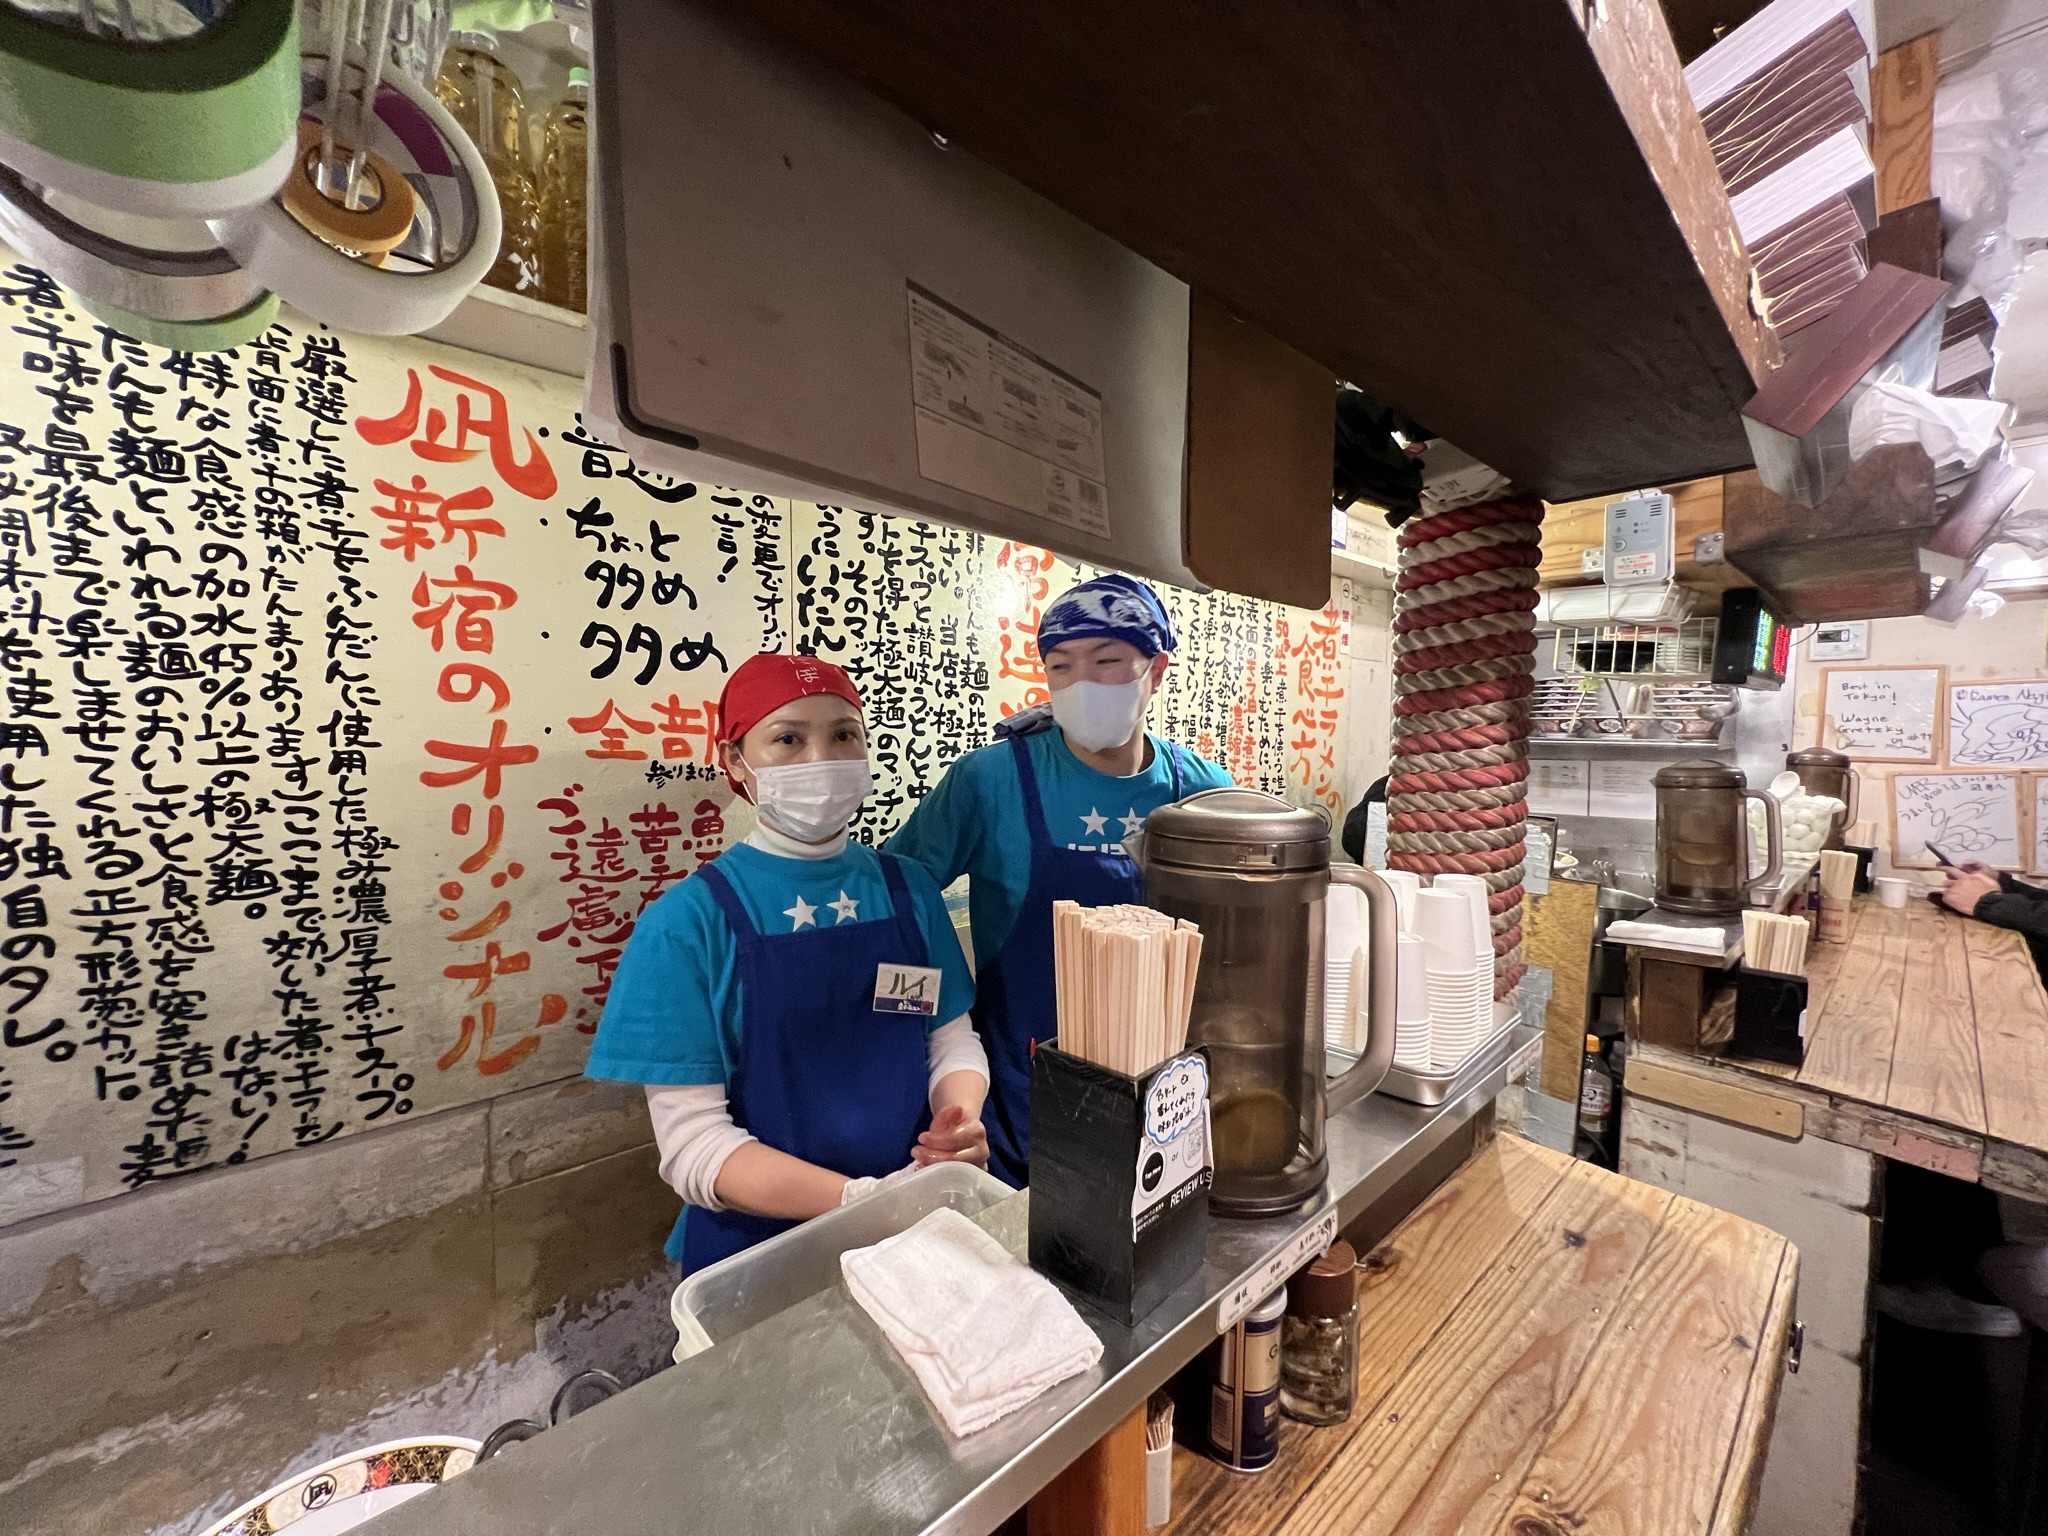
<box><xmin>645</xmin><ymin>822</ymin><xmax>988</xmax><ymax>1211</ymax></box>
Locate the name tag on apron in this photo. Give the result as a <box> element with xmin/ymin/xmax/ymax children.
<box><xmin>874</xmin><ymin>962</ymin><xmax>943</xmax><ymax>1016</ymax></box>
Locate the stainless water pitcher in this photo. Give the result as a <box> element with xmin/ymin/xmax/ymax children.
<box><xmin>1137</xmin><ymin>789</ymin><xmax>1397</xmax><ymax>1216</ymax></box>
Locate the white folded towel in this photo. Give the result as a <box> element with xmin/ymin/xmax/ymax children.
<box><xmin>1604</xmin><ymin>916</ymin><xmax>1739</xmax><ymax>956</ymax></box>
<box><xmin>841</xmin><ymin>1207</ymin><xmax>1104</xmax><ymax>1437</ymax></box>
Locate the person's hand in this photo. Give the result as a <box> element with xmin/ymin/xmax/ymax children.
<box><xmin>1958</xmin><ymin>860</ymin><xmax>1998</xmax><ymax>877</ymax></box>
<box><xmin>1943</xmin><ymin>869</ymin><xmax>2001</xmax><ymax>916</ymax></box>
<box><xmin>914</xmin><ymin>1103</ymin><xmax>989</xmax><ymax>1169</ymax></box>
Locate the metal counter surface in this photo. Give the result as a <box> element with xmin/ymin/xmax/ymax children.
<box><xmin>363</xmin><ymin>1026</ymin><xmax>1535</xmax><ymax>1536</ymax></box>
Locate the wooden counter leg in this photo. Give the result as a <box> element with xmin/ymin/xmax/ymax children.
<box><xmin>1027</xmin><ymin>1404</ymin><xmax>1147</xmax><ymax>1536</ymax></box>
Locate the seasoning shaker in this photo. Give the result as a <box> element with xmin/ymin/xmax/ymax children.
<box><xmin>1208</xmin><ymin>1289</ymin><xmax>1286</xmax><ymax>1470</ymax></box>
<box><xmin>1280</xmin><ymin>1241</ymin><xmax>1359</xmax><ymax>1425</ymax></box>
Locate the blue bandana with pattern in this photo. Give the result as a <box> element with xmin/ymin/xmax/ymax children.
<box><xmin>1036</xmin><ymin>574</ymin><xmax>1178</xmax><ymax>658</ymax></box>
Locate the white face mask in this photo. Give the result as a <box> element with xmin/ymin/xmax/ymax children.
<box><xmin>743</xmin><ymin>755</ymin><xmax>873</xmax><ymax>843</ymax></box>
<box><xmin>1051</xmin><ymin>677</ymin><xmax>1150</xmax><ymax>753</ymax></box>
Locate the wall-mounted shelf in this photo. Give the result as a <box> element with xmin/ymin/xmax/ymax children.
<box><xmin>421</xmin><ymin>285</ymin><xmax>588</xmax><ymax>378</ymax></box>
<box><xmin>1552</xmin><ymin>619</ymin><xmax>1720</xmax><ymax>681</ymax></box>
<box><xmin>1538</xmin><ymin>477</ymin><xmax>1744</xmax><ymax>594</ymax></box>
<box><xmin>1530</xmin><ymin>736</ymin><xmax>1733</xmax><ymax>755</ymax></box>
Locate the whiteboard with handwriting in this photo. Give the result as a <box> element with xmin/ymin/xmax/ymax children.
<box><xmin>1822</xmin><ymin>666</ymin><xmax>1944</xmax><ymax>762</ymax></box>
<box><xmin>2033</xmin><ymin>776</ymin><xmax>2048</xmax><ymax>875</ymax></box>
<box><xmin>1949</xmin><ymin>679</ymin><xmax>2048</xmax><ymax>767</ymax></box>
<box><xmin>1889</xmin><ymin>772</ymin><xmax>2023</xmax><ymax>869</ymax></box>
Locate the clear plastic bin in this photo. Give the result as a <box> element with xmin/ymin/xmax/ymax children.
<box><xmin>670</xmin><ymin>1163</ymin><xmax>1018</xmax><ymax>1361</ymax></box>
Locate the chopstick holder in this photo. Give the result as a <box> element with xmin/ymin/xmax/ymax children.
<box><xmin>1028</xmin><ymin>1045</ymin><xmax>1211</xmax><ymax>1326</ymax></box>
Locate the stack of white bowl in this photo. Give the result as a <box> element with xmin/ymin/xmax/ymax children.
<box><xmin>1414</xmin><ymin>881</ymin><xmax>1493</xmax><ymax>1072</ymax></box>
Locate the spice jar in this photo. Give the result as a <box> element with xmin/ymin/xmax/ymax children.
<box><xmin>1280</xmin><ymin>1240</ymin><xmax>1359</xmax><ymax>1425</ymax></box>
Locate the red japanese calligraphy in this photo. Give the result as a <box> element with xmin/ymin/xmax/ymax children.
<box><xmin>438</xmin><ymin>662</ymin><xmax>511</xmax><ymax>713</ymax></box>
<box><xmin>535</xmin><ymin>784</ymin><xmax>727</xmax><ymax>1027</ymax></box>
<box><xmin>993</xmin><ymin>542</ymin><xmax>1055</xmax><ymax>714</ymax></box>
<box><xmin>421</xmin><ymin>718</ymin><xmax>539</xmax><ymax>799</ymax></box>
<box><xmin>355</xmin><ymin>365</ymin><xmax>558</xmax><ymax>499</ymax></box>
<box><xmin>372</xmin><ymin>475</ymin><xmax>505</xmax><ymax>562</ymax></box>
<box><xmin>568</xmin><ymin>699</ymin><xmax>655</xmax><ymax>761</ymax></box>
<box><xmin>436</xmin><ymin>994</ymin><xmax>569</xmax><ymax>1074</ymax></box>
<box><xmin>649</xmin><ymin>694</ymin><xmax>720</xmax><ymax>761</ymax></box>
<box><xmin>443</xmin><ymin>939</ymin><xmax>531</xmax><ymax>996</ymax></box>
<box><xmin>1278</xmin><ymin>604</ymin><xmax>1348</xmax><ymax>813</ymax></box>
<box><xmin>412</xmin><ymin>564</ymin><xmax>517</xmax><ymax>652</ymax></box>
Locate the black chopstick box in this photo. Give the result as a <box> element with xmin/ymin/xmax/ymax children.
<box><xmin>1730</xmin><ymin>966</ymin><xmax>1808</xmax><ymax>1067</ymax></box>
<box><xmin>1028</xmin><ymin>1045</ymin><xmax>1211</xmax><ymax>1327</ymax></box>
<box><xmin>1844</xmin><ymin>843</ymin><xmax>1877</xmax><ymax>894</ymax></box>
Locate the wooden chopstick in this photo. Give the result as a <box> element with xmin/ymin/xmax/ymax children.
<box><xmin>1052</xmin><ymin>903</ymin><xmax>1205</xmax><ymax>1076</ymax></box>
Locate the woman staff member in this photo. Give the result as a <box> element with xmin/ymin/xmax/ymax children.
<box><xmin>888</xmin><ymin>575</ymin><xmax>1232</xmax><ymax>1187</ymax></box>
<box><xmin>587</xmin><ymin>654</ymin><xmax>989</xmax><ymax>1273</ymax></box>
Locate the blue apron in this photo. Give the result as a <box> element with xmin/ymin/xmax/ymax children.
<box><xmin>675</xmin><ymin>853</ymin><xmax>934</xmax><ymax>1273</ymax></box>
<box><xmin>975</xmin><ymin>731</ymin><xmax>1185</xmax><ymax>1188</ymax></box>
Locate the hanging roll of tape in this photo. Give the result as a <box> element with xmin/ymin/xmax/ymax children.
<box><xmin>80</xmin><ymin>289</ymin><xmax>280</xmax><ymax>353</ymax></box>
<box><xmin>0</xmin><ymin>0</ymin><xmax>299</xmax><ymax>219</ymax></box>
<box><xmin>0</xmin><ymin>160</ymin><xmax>267</xmax><ymax>323</ymax></box>
<box><xmin>208</xmin><ymin>53</ymin><xmax>499</xmax><ymax>335</ymax></box>
<box><xmin>281</xmin><ymin>117</ymin><xmax>419</xmax><ymax>256</ymax></box>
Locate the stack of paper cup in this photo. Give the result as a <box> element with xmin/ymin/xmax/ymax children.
<box><xmin>1323</xmin><ymin>884</ymin><xmax>1369</xmax><ymax>1053</ymax></box>
<box><xmin>1394</xmin><ymin>932</ymin><xmax>1432</xmax><ymax>1072</ymax></box>
<box><xmin>1432</xmin><ymin>874</ymin><xmax>1492</xmax><ymax>955</ymax></box>
<box><xmin>1377</xmin><ymin>868</ymin><xmax>1422</xmax><ymax>936</ymax></box>
<box><xmin>1415</xmin><ymin>886</ymin><xmax>1491</xmax><ymax>1071</ymax></box>
<box><xmin>1432</xmin><ymin>872</ymin><xmax>1497</xmax><ymax>1023</ymax></box>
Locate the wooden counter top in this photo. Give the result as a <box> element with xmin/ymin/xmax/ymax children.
<box><xmin>1627</xmin><ymin>897</ymin><xmax>2048</xmax><ymax>1197</ymax></box>
<box><xmin>1165</xmin><ymin>1137</ymin><xmax>1798</xmax><ymax>1536</ymax></box>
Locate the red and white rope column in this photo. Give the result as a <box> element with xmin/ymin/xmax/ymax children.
<box><xmin>1386</xmin><ymin>496</ymin><xmax>1545</xmax><ymax>999</ymax></box>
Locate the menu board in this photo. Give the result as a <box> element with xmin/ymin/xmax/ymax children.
<box><xmin>0</xmin><ymin>260</ymin><xmax>1346</xmax><ymax>1226</ymax></box>
<box><xmin>1948</xmin><ymin>679</ymin><xmax>2048</xmax><ymax>768</ymax></box>
<box><xmin>1821</xmin><ymin>666</ymin><xmax>1944</xmax><ymax>762</ymax></box>
<box><xmin>1889</xmin><ymin>771</ymin><xmax>2023</xmax><ymax>869</ymax></box>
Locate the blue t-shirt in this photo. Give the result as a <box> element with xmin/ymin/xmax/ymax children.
<box><xmin>886</xmin><ymin>727</ymin><xmax>1232</xmax><ymax>967</ymax></box>
<box><xmin>585</xmin><ymin>841</ymin><xmax>975</xmax><ymax>1086</ymax></box>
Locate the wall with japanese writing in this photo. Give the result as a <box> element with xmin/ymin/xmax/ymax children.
<box><xmin>0</xmin><ymin>262</ymin><xmax>1350</xmax><ymax>1227</ymax></box>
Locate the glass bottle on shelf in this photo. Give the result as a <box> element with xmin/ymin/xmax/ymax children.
<box><xmin>433</xmin><ymin>30</ymin><xmax>541</xmax><ymax>296</ymax></box>
<box><xmin>1279</xmin><ymin>1241</ymin><xmax>1359</xmax><ymax>1426</ymax></box>
<box><xmin>537</xmin><ymin>65</ymin><xmax>589</xmax><ymax>312</ymax></box>
<box><xmin>1578</xmin><ymin>1033</ymin><xmax>1613</xmax><ymax>1146</ymax></box>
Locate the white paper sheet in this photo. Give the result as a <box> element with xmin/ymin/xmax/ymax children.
<box><xmin>1527</xmin><ymin>759</ymin><xmax>1591</xmax><ymax>817</ymax></box>
<box><xmin>1587</xmin><ymin>759</ymin><xmax>1668</xmax><ymax>820</ymax></box>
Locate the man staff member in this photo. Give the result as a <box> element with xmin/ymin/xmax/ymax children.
<box><xmin>889</xmin><ymin>575</ymin><xmax>1232</xmax><ymax>1186</ymax></box>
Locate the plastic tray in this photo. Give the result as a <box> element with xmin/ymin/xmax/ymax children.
<box><xmin>670</xmin><ymin>1162</ymin><xmax>1017</xmax><ymax>1360</ymax></box>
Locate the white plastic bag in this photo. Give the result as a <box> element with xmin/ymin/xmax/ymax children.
<box><xmin>1848</xmin><ymin>382</ymin><xmax>2011</xmax><ymax>475</ymax></box>
<box><xmin>1933</xmin><ymin>62</ymin><xmax>2026</xmax><ymax>310</ymax></box>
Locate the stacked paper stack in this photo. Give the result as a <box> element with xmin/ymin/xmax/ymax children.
<box><xmin>1051</xmin><ymin>902</ymin><xmax>1203</xmax><ymax>1077</ymax></box>
<box><xmin>1685</xmin><ymin>0</ymin><xmax>1876</xmax><ymax>337</ymax></box>
<box><xmin>1415</xmin><ymin>885</ymin><xmax>1494</xmax><ymax>1072</ymax></box>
